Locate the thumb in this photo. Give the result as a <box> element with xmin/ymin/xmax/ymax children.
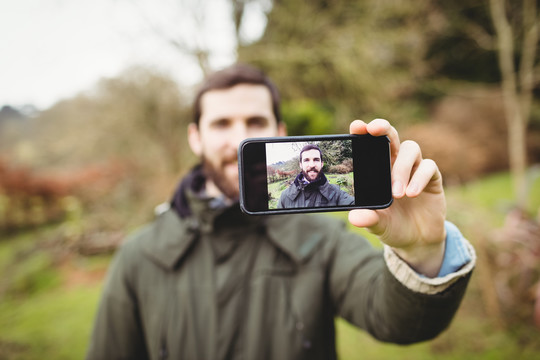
<box><xmin>348</xmin><ymin>209</ymin><xmax>380</xmax><ymax>229</ymax></box>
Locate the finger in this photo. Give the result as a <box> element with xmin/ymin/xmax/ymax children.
<box><xmin>366</xmin><ymin>119</ymin><xmax>400</xmax><ymax>162</ymax></box>
<box><xmin>349</xmin><ymin>120</ymin><xmax>368</xmax><ymax>135</ymax></box>
<box><xmin>391</xmin><ymin>140</ymin><xmax>422</xmax><ymax>198</ymax></box>
<box><xmin>405</xmin><ymin>159</ymin><xmax>441</xmax><ymax>197</ymax></box>
<box><xmin>365</xmin><ymin>118</ymin><xmax>392</xmax><ymax>135</ymax></box>
<box><xmin>348</xmin><ymin>209</ymin><xmax>380</xmax><ymax>228</ymax></box>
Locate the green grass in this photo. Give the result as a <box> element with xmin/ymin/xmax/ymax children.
<box><xmin>446</xmin><ymin>170</ymin><xmax>540</xmax><ymax>226</ymax></box>
<box><xmin>0</xmin><ymin>285</ymin><xmax>102</xmax><ymax>360</ymax></box>
<box><xmin>0</xmin><ymin>227</ymin><xmax>107</xmax><ymax>360</ymax></box>
<box><xmin>336</xmin><ymin>306</ymin><xmax>540</xmax><ymax>360</ymax></box>
<box><xmin>268</xmin><ymin>179</ymin><xmax>289</xmax><ymax>209</ymax></box>
<box><xmin>0</xmin><ymin>230</ymin><xmax>41</xmax><ymax>268</ymax></box>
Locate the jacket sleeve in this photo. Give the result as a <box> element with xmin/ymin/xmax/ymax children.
<box><xmin>86</xmin><ymin>238</ymin><xmax>150</xmax><ymax>360</ymax></box>
<box><xmin>277</xmin><ymin>190</ymin><xmax>286</xmax><ymax>208</ymax></box>
<box><xmin>336</xmin><ymin>189</ymin><xmax>354</xmax><ymax>206</ymax></box>
<box><xmin>383</xmin><ymin>222</ymin><xmax>476</xmax><ymax>294</ymax></box>
<box><xmin>326</xmin><ymin>221</ymin><xmax>473</xmax><ymax>344</ymax></box>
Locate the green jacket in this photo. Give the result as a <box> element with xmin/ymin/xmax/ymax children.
<box><xmin>87</xmin><ymin>190</ymin><xmax>471</xmax><ymax>360</ymax></box>
<box><xmin>278</xmin><ymin>172</ymin><xmax>354</xmax><ymax>208</ymax></box>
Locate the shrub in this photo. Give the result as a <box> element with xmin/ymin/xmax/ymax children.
<box><xmin>329</xmin><ymin>159</ymin><xmax>353</xmax><ymax>174</ymax></box>
<box><xmin>0</xmin><ymin>158</ymin><xmax>129</xmax><ymax>233</ymax></box>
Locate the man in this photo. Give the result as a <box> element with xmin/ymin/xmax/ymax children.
<box><xmin>87</xmin><ymin>64</ymin><xmax>475</xmax><ymax>360</ymax></box>
<box><xmin>277</xmin><ymin>144</ymin><xmax>355</xmax><ymax>208</ymax></box>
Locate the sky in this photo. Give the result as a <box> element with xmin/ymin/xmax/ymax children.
<box><xmin>266</xmin><ymin>141</ymin><xmax>309</xmax><ymax>165</ymax></box>
<box><xmin>0</xmin><ymin>0</ymin><xmax>267</xmax><ymax>110</ymax></box>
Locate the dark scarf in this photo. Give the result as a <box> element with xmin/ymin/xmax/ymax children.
<box><xmin>169</xmin><ymin>165</ymin><xmax>264</xmax><ymax>262</ymax></box>
<box><xmin>294</xmin><ymin>171</ymin><xmax>328</xmax><ymax>191</ymax></box>
<box><xmin>170</xmin><ymin>165</ymin><xmax>243</xmax><ymax>222</ymax></box>
<box><xmin>170</xmin><ymin>165</ymin><xmax>206</xmax><ymax>218</ymax></box>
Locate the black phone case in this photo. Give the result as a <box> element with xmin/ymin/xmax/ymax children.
<box><xmin>238</xmin><ymin>134</ymin><xmax>393</xmax><ymax>215</ymax></box>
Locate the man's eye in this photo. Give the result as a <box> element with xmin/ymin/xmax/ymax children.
<box><xmin>212</xmin><ymin>119</ymin><xmax>230</xmax><ymax>128</ymax></box>
<box><xmin>248</xmin><ymin>118</ymin><xmax>268</xmax><ymax>127</ymax></box>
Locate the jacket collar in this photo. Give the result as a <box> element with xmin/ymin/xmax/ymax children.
<box><xmin>294</xmin><ymin>171</ymin><xmax>327</xmax><ymax>189</ymax></box>
<box><xmin>266</xmin><ymin>214</ymin><xmax>326</xmax><ymax>265</ymax></box>
<box><xmin>141</xmin><ymin>205</ymin><xmax>198</xmax><ymax>270</ymax></box>
<box><xmin>144</xmin><ymin>167</ymin><xmax>325</xmax><ymax>270</ymax></box>
<box><xmin>284</xmin><ymin>172</ymin><xmax>334</xmax><ymax>202</ymax></box>
<box><xmin>144</xmin><ymin>206</ymin><xmax>325</xmax><ymax>270</ymax></box>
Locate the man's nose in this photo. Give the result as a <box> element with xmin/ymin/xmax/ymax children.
<box><xmin>228</xmin><ymin>123</ymin><xmax>249</xmax><ymax>149</ymax></box>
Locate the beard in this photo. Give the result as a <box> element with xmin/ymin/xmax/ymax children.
<box><xmin>302</xmin><ymin>167</ymin><xmax>321</xmax><ymax>182</ymax></box>
<box><xmin>201</xmin><ymin>153</ymin><xmax>240</xmax><ymax>201</ymax></box>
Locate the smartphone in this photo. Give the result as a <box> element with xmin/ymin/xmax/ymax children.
<box><xmin>238</xmin><ymin>134</ymin><xmax>393</xmax><ymax>215</ymax></box>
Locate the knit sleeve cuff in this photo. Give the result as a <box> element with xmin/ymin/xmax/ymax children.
<box><xmin>383</xmin><ymin>222</ymin><xmax>476</xmax><ymax>295</ymax></box>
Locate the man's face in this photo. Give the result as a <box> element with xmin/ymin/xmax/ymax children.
<box><xmin>300</xmin><ymin>149</ymin><xmax>323</xmax><ymax>182</ymax></box>
<box><xmin>188</xmin><ymin>84</ymin><xmax>286</xmax><ymax>200</ymax></box>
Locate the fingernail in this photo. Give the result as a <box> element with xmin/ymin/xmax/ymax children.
<box><xmin>407</xmin><ymin>182</ymin><xmax>419</xmax><ymax>196</ymax></box>
<box><xmin>392</xmin><ymin>181</ymin><xmax>403</xmax><ymax>196</ymax></box>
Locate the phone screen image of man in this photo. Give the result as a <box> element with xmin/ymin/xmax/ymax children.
<box><xmin>265</xmin><ymin>140</ymin><xmax>355</xmax><ymax>209</ymax></box>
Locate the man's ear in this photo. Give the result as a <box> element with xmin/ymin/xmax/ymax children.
<box><xmin>187</xmin><ymin>123</ymin><xmax>202</xmax><ymax>157</ymax></box>
<box><xmin>277</xmin><ymin>122</ymin><xmax>287</xmax><ymax>137</ymax></box>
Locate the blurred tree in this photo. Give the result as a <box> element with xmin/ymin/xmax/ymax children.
<box><xmin>423</xmin><ymin>1</ymin><xmax>501</xmax><ymax>84</ymax></box>
<box><xmin>95</xmin><ymin>66</ymin><xmax>193</xmax><ymax>173</ymax></box>
<box><xmin>315</xmin><ymin>140</ymin><xmax>352</xmax><ymax>167</ymax></box>
<box><xmin>238</xmin><ymin>0</ymin><xmax>540</xmax><ymax>187</ymax></box>
<box><xmin>0</xmin><ymin>67</ymin><xmax>195</xmax><ymax>231</ymax></box>
<box><xmin>11</xmin><ymin>67</ymin><xmax>193</xmax><ymax>176</ymax></box>
<box><xmin>488</xmin><ymin>0</ymin><xmax>539</xmax><ymax>209</ymax></box>
<box><xmin>281</xmin><ymin>99</ymin><xmax>335</xmax><ymax>135</ymax></box>
<box><xmin>126</xmin><ymin>0</ymin><xmax>211</xmax><ymax>75</ymax></box>
<box><xmin>238</xmin><ymin>0</ymin><xmax>436</xmax><ymax>132</ymax></box>
<box><xmin>421</xmin><ymin>0</ymin><xmax>539</xmax><ymax>206</ymax></box>
<box><xmin>25</xmin><ymin>95</ymin><xmax>103</xmax><ymax>168</ymax></box>
<box><xmin>125</xmin><ymin>0</ymin><xmax>268</xmax><ymax>76</ymax></box>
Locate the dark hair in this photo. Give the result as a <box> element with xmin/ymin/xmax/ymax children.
<box><xmin>192</xmin><ymin>63</ymin><xmax>281</xmax><ymax>125</ymax></box>
<box><xmin>299</xmin><ymin>144</ymin><xmax>323</xmax><ymax>162</ymax></box>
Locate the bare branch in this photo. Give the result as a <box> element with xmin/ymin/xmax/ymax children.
<box><xmin>518</xmin><ymin>0</ymin><xmax>539</xmax><ymax>123</ymax></box>
<box><xmin>125</xmin><ymin>0</ymin><xmax>212</xmax><ymax>76</ymax></box>
<box><xmin>489</xmin><ymin>0</ymin><xmax>536</xmax><ymax>208</ymax></box>
<box><xmin>463</xmin><ymin>20</ymin><xmax>496</xmax><ymax>50</ymax></box>
<box><xmin>489</xmin><ymin>0</ymin><xmax>518</xmax><ymax>102</ymax></box>
<box><xmin>232</xmin><ymin>0</ymin><xmax>246</xmax><ymax>42</ymax></box>
<box><xmin>534</xmin><ymin>63</ymin><xmax>540</xmax><ymax>87</ymax></box>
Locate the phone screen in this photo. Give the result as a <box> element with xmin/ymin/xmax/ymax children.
<box><xmin>238</xmin><ymin>134</ymin><xmax>393</xmax><ymax>215</ymax></box>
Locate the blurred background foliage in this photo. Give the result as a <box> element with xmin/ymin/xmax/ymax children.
<box><xmin>1</xmin><ymin>0</ymin><xmax>540</xmax><ymax>359</ymax></box>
